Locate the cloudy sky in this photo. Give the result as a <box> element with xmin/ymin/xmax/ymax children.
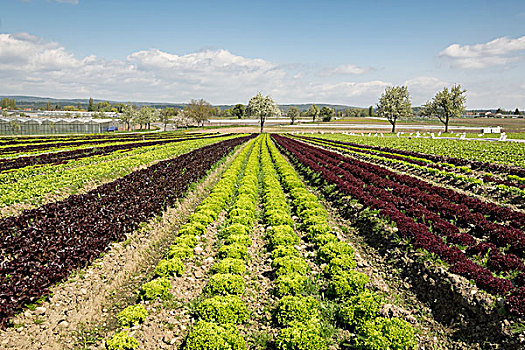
<box><xmin>1</xmin><ymin>0</ymin><xmax>524</xmax><ymax>108</ymax></box>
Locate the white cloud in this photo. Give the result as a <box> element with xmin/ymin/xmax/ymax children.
<box><xmin>1</xmin><ymin>32</ymin><xmax>523</xmax><ymax>108</ymax></box>
<box><xmin>55</xmin><ymin>0</ymin><xmax>79</xmax><ymax>4</ymax></box>
<box><xmin>439</xmin><ymin>36</ymin><xmax>525</xmax><ymax>68</ymax></box>
<box><xmin>321</xmin><ymin>64</ymin><xmax>369</xmax><ymax>75</ymax></box>
<box><xmin>0</xmin><ymin>32</ymin><xmax>393</xmax><ymax>105</ymax></box>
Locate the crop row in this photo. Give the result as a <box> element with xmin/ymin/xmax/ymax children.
<box><xmin>184</xmin><ymin>136</ymin><xmax>262</xmax><ymax>349</ymax></box>
<box><xmin>297</xmin><ymin>135</ymin><xmax>525</xmax><ymax>197</ymax></box>
<box><xmin>0</xmin><ymin>135</ymin><xmax>252</xmax><ymax>328</ymax></box>
<box><xmin>307</xmin><ymin>134</ymin><xmax>525</xmax><ymax>178</ymax></box>
<box><xmin>0</xmin><ymin>133</ymin><xmax>205</xmax><ymax>159</ymax></box>
<box><xmin>0</xmin><ymin>135</ymin><xmax>240</xmax><ymax>208</ymax></box>
<box><xmin>264</xmin><ymin>135</ymin><xmax>417</xmax><ymax>349</ymax></box>
<box><xmin>287</xmin><ymin>138</ymin><xmax>525</xmax><ymax>249</ymax></box>
<box><xmin>261</xmin><ymin>136</ymin><xmax>329</xmax><ymax>349</ymax></box>
<box><xmin>272</xmin><ymin>134</ymin><xmax>525</xmax><ymax>317</ymax></box>
<box><xmin>0</xmin><ymin>133</ymin><xmax>211</xmax><ymax>158</ymax></box>
<box><xmin>106</xmin><ymin>137</ymin><xmax>258</xmax><ymax>349</ymax></box>
<box><xmin>294</xmin><ymin>140</ymin><xmax>525</xmax><ymax>255</ymax></box>
<box><xmin>0</xmin><ymin>131</ymin><xmax>196</xmax><ymax>146</ymax></box>
<box><xmin>0</xmin><ymin>134</ymin><xmax>228</xmax><ymax>172</ymax></box>
<box><xmin>0</xmin><ymin>132</ymin><xmax>191</xmax><ymax>155</ymax></box>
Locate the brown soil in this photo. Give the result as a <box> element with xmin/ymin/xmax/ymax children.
<box><xmin>129</xmin><ymin>211</ymin><xmax>228</xmax><ymax>350</ymax></box>
<box><xmin>240</xmin><ymin>222</ymin><xmax>279</xmax><ymax>349</ymax></box>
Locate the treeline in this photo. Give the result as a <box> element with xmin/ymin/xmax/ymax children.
<box><xmin>1</xmin><ymin>98</ymin><xmax>16</xmax><ymax>110</ymax></box>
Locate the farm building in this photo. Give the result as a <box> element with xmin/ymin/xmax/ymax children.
<box><xmin>0</xmin><ymin>117</ymin><xmax>116</xmax><ymax>135</ymax></box>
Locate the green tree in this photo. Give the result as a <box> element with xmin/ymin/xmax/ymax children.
<box><xmin>135</xmin><ymin>106</ymin><xmax>156</xmax><ymax>129</ymax></box>
<box><xmin>287</xmin><ymin>106</ymin><xmax>300</xmax><ymax>125</ymax></box>
<box><xmin>120</xmin><ymin>104</ymin><xmax>135</xmax><ymax>131</ymax></box>
<box><xmin>307</xmin><ymin>104</ymin><xmax>320</xmax><ymax>122</ymax></box>
<box><xmin>46</xmin><ymin>101</ymin><xmax>51</xmax><ymax>111</ymax></box>
<box><xmin>368</xmin><ymin>106</ymin><xmax>374</xmax><ymax>117</ymax></box>
<box><xmin>246</xmin><ymin>92</ymin><xmax>280</xmax><ymax>133</ymax></box>
<box><xmin>420</xmin><ymin>84</ymin><xmax>466</xmax><ymax>133</ymax></box>
<box><xmin>221</xmin><ymin>108</ymin><xmax>233</xmax><ymax>117</ymax></box>
<box><xmin>232</xmin><ymin>104</ymin><xmax>245</xmax><ymax>119</ymax></box>
<box><xmin>185</xmin><ymin>99</ymin><xmax>213</xmax><ymax>127</ymax></box>
<box><xmin>88</xmin><ymin>97</ymin><xmax>94</xmax><ymax>112</ymax></box>
<box><xmin>514</xmin><ymin>108</ymin><xmax>522</xmax><ymax>116</ymax></box>
<box><xmin>376</xmin><ymin>86</ymin><xmax>412</xmax><ymax>133</ymax></box>
<box><xmin>96</xmin><ymin>101</ymin><xmax>111</xmax><ymax>112</ymax></box>
<box><xmin>159</xmin><ymin>107</ymin><xmax>179</xmax><ymax>131</ymax></box>
<box><xmin>320</xmin><ymin>106</ymin><xmax>335</xmax><ymax>122</ymax></box>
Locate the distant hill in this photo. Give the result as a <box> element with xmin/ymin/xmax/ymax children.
<box><xmin>1</xmin><ymin>95</ymin><xmax>500</xmax><ymax>113</ymax></box>
<box><xmin>0</xmin><ymin>95</ymin><xmax>186</xmax><ymax>110</ymax></box>
<box><xmin>1</xmin><ymin>95</ymin><xmax>359</xmax><ymax>111</ymax></box>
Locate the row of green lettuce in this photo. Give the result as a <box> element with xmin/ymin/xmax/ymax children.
<box><xmin>299</xmin><ymin>136</ymin><xmax>525</xmax><ymax>198</ymax></box>
<box><xmin>0</xmin><ymin>134</ymin><xmax>241</xmax><ymax>208</ymax></box>
<box><xmin>182</xmin><ymin>135</ymin><xmax>262</xmax><ymax>348</ymax></box>
<box><xmin>105</xmin><ymin>137</ymin><xmax>257</xmax><ymax>349</ymax></box>
<box><xmin>311</xmin><ymin>133</ymin><xmax>525</xmax><ymax>169</ymax></box>
<box><xmin>266</xmin><ymin>135</ymin><xmax>418</xmax><ymax>350</ymax></box>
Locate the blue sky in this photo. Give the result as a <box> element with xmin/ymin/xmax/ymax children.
<box><xmin>1</xmin><ymin>0</ymin><xmax>524</xmax><ymax>108</ymax></box>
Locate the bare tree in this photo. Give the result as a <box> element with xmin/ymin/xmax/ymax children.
<box><xmin>185</xmin><ymin>99</ymin><xmax>213</xmax><ymax>127</ymax></box>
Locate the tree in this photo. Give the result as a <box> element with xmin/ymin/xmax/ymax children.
<box><xmin>376</xmin><ymin>86</ymin><xmax>412</xmax><ymax>133</ymax></box>
<box><xmin>246</xmin><ymin>92</ymin><xmax>280</xmax><ymax>133</ymax></box>
<box><xmin>159</xmin><ymin>107</ymin><xmax>179</xmax><ymax>131</ymax></box>
<box><xmin>232</xmin><ymin>104</ymin><xmax>245</xmax><ymax>119</ymax></box>
<box><xmin>221</xmin><ymin>108</ymin><xmax>233</xmax><ymax>117</ymax></box>
<box><xmin>96</xmin><ymin>101</ymin><xmax>111</xmax><ymax>112</ymax></box>
<box><xmin>1</xmin><ymin>98</ymin><xmax>9</xmax><ymax>109</ymax></box>
<box><xmin>88</xmin><ymin>97</ymin><xmax>94</xmax><ymax>112</ymax></box>
<box><xmin>307</xmin><ymin>104</ymin><xmax>320</xmax><ymax>122</ymax></box>
<box><xmin>120</xmin><ymin>104</ymin><xmax>135</xmax><ymax>131</ymax></box>
<box><xmin>287</xmin><ymin>107</ymin><xmax>300</xmax><ymax>125</ymax></box>
<box><xmin>173</xmin><ymin>110</ymin><xmax>192</xmax><ymax>129</ymax></box>
<box><xmin>46</xmin><ymin>101</ymin><xmax>51</xmax><ymax>111</ymax></box>
<box><xmin>2</xmin><ymin>98</ymin><xmax>16</xmax><ymax>109</ymax></box>
<box><xmin>420</xmin><ymin>84</ymin><xmax>466</xmax><ymax>133</ymax></box>
<box><xmin>368</xmin><ymin>105</ymin><xmax>374</xmax><ymax>117</ymax></box>
<box><xmin>135</xmin><ymin>106</ymin><xmax>156</xmax><ymax>129</ymax></box>
<box><xmin>320</xmin><ymin>106</ymin><xmax>335</xmax><ymax>122</ymax></box>
<box><xmin>185</xmin><ymin>99</ymin><xmax>213</xmax><ymax>127</ymax></box>
<box><xmin>514</xmin><ymin>108</ymin><xmax>522</xmax><ymax>116</ymax></box>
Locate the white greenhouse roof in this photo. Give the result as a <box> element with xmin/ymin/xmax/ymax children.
<box><xmin>0</xmin><ymin>117</ymin><xmax>114</xmax><ymax>124</ymax></box>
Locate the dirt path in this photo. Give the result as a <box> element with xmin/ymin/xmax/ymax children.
<box><xmin>239</xmin><ymin>221</ymin><xmax>278</xmax><ymax>349</ymax></box>
<box><xmin>0</xmin><ymin>147</ymin><xmax>242</xmax><ymax>350</ymax></box>
<box><xmin>130</xmin><ymin>211</ymin><xmax>228</xmax><ymax>350</ymax></box>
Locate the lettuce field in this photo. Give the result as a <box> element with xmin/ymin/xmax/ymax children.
<box><xmin>0</xmin><ymin>132</ymin><xmax>523</xmax><ymax>350</ymax></box>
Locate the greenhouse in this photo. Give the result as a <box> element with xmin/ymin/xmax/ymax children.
<box><xmin>0</xmin><ymin>117</ymin><xmax>116</xmax><ymax>135</ymax></box>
